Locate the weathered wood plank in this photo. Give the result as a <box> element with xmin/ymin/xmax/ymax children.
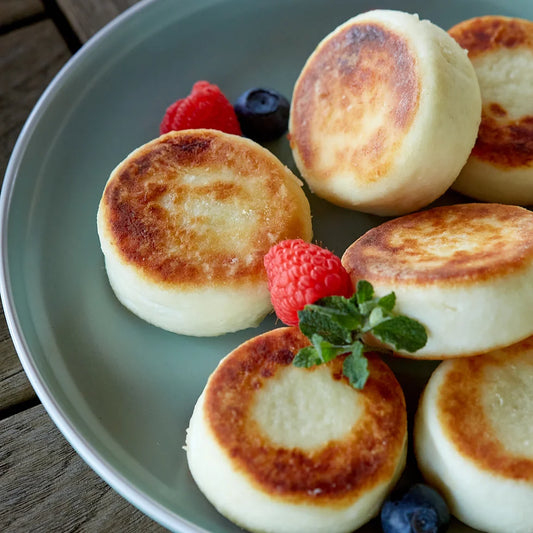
<box><xmin>0</xmin><ymin>404</ymin><xmax>167</xmax><ymax>532</ymax></box>
<box><xmin>0</xmin><ymin>0</ymin><xmax>44</xmax><ymax>28</ymax></box>
<box><xmin>0</xmin><ymin>19</ymin><xmax>71</xmax><ymax>179</ymax></box>
<box><xmin>0</xmin><ymin>5</ymin><xmax>171</xmax><ymax>532</ymax></box>
<box><xmin>0</xmin><ymin>20</ymin><xmax>72</xmax><ymax>410</ymax></box>
<box><xmin>56</xmin><ymin>0</ymin><xmax>141</xmax><ymax>43</ymax></box>
<box><xmin>0</xmin><ymin>303</ymin><xmax>36</xmax><ymax>411</ymax></box>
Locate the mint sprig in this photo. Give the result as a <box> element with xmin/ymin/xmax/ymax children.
<box><xmin>294</xmin><ymin>280</ymin><xmax>427</xmax><ymax>389</ymax></box>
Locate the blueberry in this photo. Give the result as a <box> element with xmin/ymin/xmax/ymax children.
<box><xmin>234</xmin><ymin>88</ymin><xmax>290</xmax><ymax>142</ymax></box>
<box><xmin>381</xmin><ymin>483</ymin><xmax>450</xmax><ymax>533</ymax></box>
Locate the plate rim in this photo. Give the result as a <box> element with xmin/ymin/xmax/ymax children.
<box><xmin>0</xmin><ymin>0</ymin><xmax>210</xmax><ymax>531</ymax></box>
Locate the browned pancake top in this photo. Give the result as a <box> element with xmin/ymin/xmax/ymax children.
<box><xmin>100</xmin><ymin>129</ymin><xmax>311</xmax><ymax>287</ymax></box>
<box><xmin>449</xmin><ymin>16</ymin><xmax>533</xmax><ymax>168</ymax></box>
<box><xmin>449</xmin><ymin>16</ymin><xmax>533</xmax><ymax>58</ymax></box>
<box><xmin>204</xmin><ymin>327</ymin><xmax>406</xmax><ymax>507</ymax></box>
<box><xmin>342</xmin><ymin>203</ymin><xmax>533</xmax><ymax>285</ymax></box>
<box><xmin>436</xmin><ymin>336</ymin><xmax>533</xmax><ymax>481</ymax></box>
<box><xmin>289</xmin><ymin>19</ymin><xmax>420</xmax><ymax>182</ymax></box>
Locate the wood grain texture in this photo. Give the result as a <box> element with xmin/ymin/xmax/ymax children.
<box><xmin>0</xmin><ymin>19</ymin><xmax>71</xmax><ymax>179</ymax></box>
<box><xmin>0</xmin><ymin>20</ymin><xmax>72</xmax><ymax>409</ymax></box>
<box><xmin>0</xmin><ymin>303</ymin><xmax>36</xmax><ymax>412</ymax></box>
<box><xmin>56</xmin><ymin>0</ymin><xmax>141</xmax><ymax>42</ymax></box>
<box><xmin>0</xmin><ymin>0</ymin><xmax>44</xmax><ymax>28</ymax></box>
<box><xmin>0</xmin><ymin>405</ymin><xmax>167</xmax><ymax>532</ymax></box>
<box><xmin>1</xmin><ymin>3</ymin><xmax>170</xmax><ymax>532</ymax></box>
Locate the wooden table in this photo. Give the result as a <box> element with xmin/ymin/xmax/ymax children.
<box><xmin>1</xmin><ymin>1</ymin><xmax>167</xmax><ymax>530</ymax></box>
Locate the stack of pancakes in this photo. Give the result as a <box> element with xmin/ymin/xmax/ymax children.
<box><xmin>95</xmin><ymin>9</ymin><xmax>533</xmax><ymax>533</ymax></box>
<box><xmin>448</xmin><ymin>16</ymin><xmax>533</xmax><ymax>205</ymax></box>
<box><xmin>342</xmin><ymin>202</ymin><xmax>533</xmax><ymax>533</ymax></box>
<box><xmin>187</xmin><ymin>201</ymin><xmax>533</xmax><ymax>533</ymax></box>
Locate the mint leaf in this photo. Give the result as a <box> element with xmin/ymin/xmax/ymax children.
<box><xmin>317</xmin><ymin>295</ymin><xmax>364</xmax><ymax>333</ymax></box>
<box><xmin>355</xmin><ymin>280</ymin><xmax>374</xmax><ymax>304</ymax></box>
<box><xmin>298</xmin><ymin>303</ymin><xmax>357</xmax><ymax>345</ymax></box>
<box><xmin>295</xmin><ymin>279</ymin><xmax>428</xmax><ymax>390</ymax></box>
<box><xmin>293</xmin><ymin>334</ymin><xmax>348</xmax><ymax>367</ymax></box>
<box><xmin>377</xmin><ymin>292</ymin><xmax>396</xmax><ymax>312</ymax></box>
<box><xmin>313</xmin><ymin>337</ymin><xmax>349</xmax><ymax>364</ymax></box>
<box><xmin>356</xmin><ymin>282</ymin><xmax>397</xmax><ymax>316</ymax></box>
<box><xmin>293</xmin><ymin>345</ymin><xmax>323</xmax><ymax>368</ymax></box>
<box><xmin>367</xmin><ymin>306</ymin><xmax>387</xmax><ymax>329</ymax></box>
<box><xmin>342</xmin><ymin>342</ymin><xmax>369</xmax><ymax>389</ymax></box>
<box><xmin>318</xmin><ymin>295</ymin><xmax>360</xmax><ymax>317</ymax></box>
<box><xmin>372</xmin><ymin>315</ymin><xmax>428</xmax><ymax>352</ymax></box>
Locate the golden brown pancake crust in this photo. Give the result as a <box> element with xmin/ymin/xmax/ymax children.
<box><xmin>290</xmin><ymin>21</ymin><xmax>420</xmax><ymax>182</ymax></box>
<box><xmin>100</xmin><ymin>130</ymin><xmax>309</xmax><ymax>286</ymax></box>
<box><xmin>342</xmin><ymin>203</ymin><xmax>533</xmax><ymax>286</ymax></box>
<box><xmin>204</xmin><ymin>327</ymin><xmax>406</xmax><ymax>507</ymax></box>
<box><xmin>449</xmin><ymin>16</ymin><xmax>533</xmax><ymax>58</ymax></box>
<box><xmin>449</xmin><ymin>16</ymin><xmax>533</xmax><ymax>168</ymax></box>
<box><xmin>436</xmin><ymin>336</ymin><xmax>533</xmax><ymax>481</ymax></box>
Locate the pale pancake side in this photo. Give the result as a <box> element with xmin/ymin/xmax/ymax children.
<box><xmin>98</xmin><ymin>129</ymin><xmax>312</xmax><ymax>289</ymax></box>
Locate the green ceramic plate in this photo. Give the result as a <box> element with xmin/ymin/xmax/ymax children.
<box><xmin>1</xmin><ymin>0</ymin><xmax>531</xmax><ymax>531</ymax></box>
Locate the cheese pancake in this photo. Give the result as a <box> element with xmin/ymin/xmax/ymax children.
<box><xmin>449</xmin><ymin>16</ymin><xmax>533</xmax><ymax>205</ymax></box>
<box><xmin>186</xmin><ymin>327</ymin><xmax>407</xmax><ymax>533</ymax></box>
<box><xmin>341</xmin><ymin>203</ymin><xmax>533</xmax><ymax>358</ymax></box>
<box><xmin>415</xmin><ymin>336</ymin><xmax>533</xmax><ymax>533</ymax></box>
<box><xmin>289</xmin><ymin>9</ymin><xmax>481</xmax><ymax>216</ymax></box>
<box><xmin>97</xmin><ymin>129</ymin><xmax>312</xmax><ymax>336</ymax></box>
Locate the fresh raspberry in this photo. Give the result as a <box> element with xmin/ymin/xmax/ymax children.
<box><xmin>160</xmin><ymin>81</ymin><xmax>242</xmax><ymax>136</ymax></box>
<box><xmin>264</xmin><ymin>239</ymin><xmax>354</xmax><ymax>326</ymax></box>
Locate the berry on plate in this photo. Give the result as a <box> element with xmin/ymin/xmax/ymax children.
<box><xmin>160</xmin><ymin>81</ymin><xmax>242</xmax><ymax>136</ymax></box>
<box><xmin>234</xmin><ymin>87</ymin><xmax>290</xmax><ymax>142</ymax></box>
<box><xmin>380</xmin><ymin>483</ymin><xmax>450</xmax><ymax>533</ymax></box>
<box><xmin>264</xmin><ymin>239</ymin><xmax>353</xmax><ymax>326</ymax></box>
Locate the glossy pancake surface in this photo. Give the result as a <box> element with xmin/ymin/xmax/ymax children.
<box><xmin>342</xmin><ymin>203</ymin><xmax>533</xmax><ymax>357</ymax></box>
<box><xmin>415</xmin><ymin>336</ymin><xmax>533</xmax><ymax>533</ymax></box>
<box><xmin>97</xmin><ymin>129</ymin><xmax>312</xmax><ymax>336</ymax></box>
<box><xmin>186</xmin><ymin>327</ymin><xmax>407</xmax><ymax>533</ymax></box>
<box><xmin>449</xmin><ymin>16</ymin><xmax>533</xmax><ymax>204</ymax></box>
<box><xmin>289</xmin><ymin>9</ymin><xmax>481</xmax><ymax>216</ymax></box>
